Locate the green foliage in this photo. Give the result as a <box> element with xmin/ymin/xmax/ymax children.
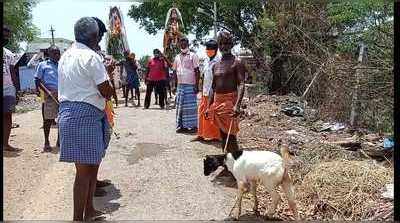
<box><xmin>128</xmin><ymin>0</ymin><xmax>264</xmax><ymax>47</ymax></box>
<box><xmin>3</xmin><ymin>0</ymin><xmax>39</xmax><ymax>52</ymax></box>
<box><xmin>327</xmin><ymin>0</ymin><xmax>393</xmax><ymax>53</ymax></box>
<box><xmin>138</xmin><ymin>55</ymin><xmax>151</xmax><ymax>69</ymax></box>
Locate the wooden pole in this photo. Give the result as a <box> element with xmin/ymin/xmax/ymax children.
<box><xmin>350</xmin><ymin>42</ymin><xmax>367</xmax><ymax>127</ymax></box>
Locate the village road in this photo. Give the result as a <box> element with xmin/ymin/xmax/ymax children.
<box><xmin>3</xmin><ymin>94</ymin><xmax>250</xmax><ymax>221</ymax></box>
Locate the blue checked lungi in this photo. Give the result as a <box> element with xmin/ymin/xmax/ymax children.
<box><xmin>176</xmin><ymin>84</ymin><xmax>198</xmax><ymax>129</ymax></box>
<box><xmin>59</xmin><ymin>101</ymin><xmax>111</xmax><ymax>165</ymax></box>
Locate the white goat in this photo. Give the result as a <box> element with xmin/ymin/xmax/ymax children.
<box><xmin>225</xmin><ymin>145</ymin><xmax>298</xmax><ymax>220</ymax></box>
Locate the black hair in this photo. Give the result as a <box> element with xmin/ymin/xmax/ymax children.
<box><xmin>153</xmin><ymin>49</ymin><xmax>161</xmax><ymax>54</ymax></box>
<box><xmin>92</xmin><ymin>17</ymin><xmax>107</xmax><ymax>34</ymax></box>
<box><xmin>205</xmin><ymin>39</ymin><xmax>218</xmax><ymax>49</ymax></box>
<box><xmin>48</xmin><ymin>45</ymin><xmax>60</xmax><ymax>51</ymax></box>
<box><xmin>179</xmin><ymin>36</ymin><xmax>189</xmax><ymax>44</ymax></box>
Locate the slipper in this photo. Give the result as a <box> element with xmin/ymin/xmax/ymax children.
<box><xmin>96</xmin><ymin>180</ymin><xmax>112</xmax><ymax>188</ymax></box>
<box><xmin>85</xmin><ymin>215</ymin><xmax>107</xmax><ymax>222</ymax></box>
<box><xmin>190</xmin><ymin>136</ymin><xmax>204</xmax><ymax>142</ymax></box>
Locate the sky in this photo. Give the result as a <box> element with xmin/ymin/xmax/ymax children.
<box><xmin>31</xmin><ymin>0</ymin><xmax>215</xmax><ymax>59</ymax></box>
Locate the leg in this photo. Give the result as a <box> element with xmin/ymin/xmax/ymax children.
<box><xmin>73</xmin><ymin>164</ymin><xmax>96</xmax><ymax>221</ymax></box>
<box><xmin>144</xmin><ymin>82</ymin><xmax>154</xmax><ymax>109</ymax></box>
<box><xmin>124</xmin><ymin>87</ymin><xmax>129</xmax><ymax>107</ymax></box>
<box><xmin>110</xmin><ymin>80</ymin><xmax>118</xmax><ymax>106</ymax></box>
<box><xmin>122</xmin><ymin>85</ymin><xmax>127</xmax><ymax>98</ymax></box>
<box><xmin>235</xmin><ymin>181</ymin><xmax>246</xmax><ymax>220</ymax></box>
<box><xmin>135</xmin><ymin>88</ymin><xmax>141</xmax><ymax>106</ymax></box>
<box><xmin>157</xmin><ymin>81</ymin><xmax>165</xmax><ymax>109</ymax></box>
<box><xmin>3</xmin><ymin>112</ymin><xmax>13</xmax><ymax>149</ymax></box>
<box><xmin>265</xmin><ymin>186</ymin><xmax>281</xmax><ymax>217</ymax></box>
<box><xmin>250</xmin><ymin>181</ymin><xmax>259</xmax><ymax>215</ymax></box>
<box><xmin>281</xmin><ymin>172</ymin><xmax>299</xmax><ymax>219</ymax></box>
<box><xmin>43</xmin><ymin>119</ymin><xmax>53</xmax><ymax>151</ymax></box>
<box><xmin>130</xmin><ymin>88</ymin><xmax>134</xmax><ymax>100</ymax></box>
<box><xmin>84</xmin><ymin>164</ymin><xmax>103</xmax><ymax>220</ymax></box>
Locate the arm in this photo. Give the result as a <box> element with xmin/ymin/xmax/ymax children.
<box><xmin>193</xmin><ymin>54</ymin><xmax>200</xmax><ymax>93</ymax></box>
<box><xmin>233</xmin><ymin>60</ymin><xmax>246</xmax><ymax>116</ymax></box>
<box><xmin>91</xmin><ymin>56</ymin><xmax>114</xmax><ymax>100</ymax></box>
<box><xmin>194</xmin><ymin>67</ymin><xmax>200</xmax><ymax>93</ymax></box>
<box><xmin>97</xmin><ymin>81</ymin><xmax>113</xmax><ymax>100</ymax></box>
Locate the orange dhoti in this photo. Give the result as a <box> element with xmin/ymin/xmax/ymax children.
<box><xmin>198</xmin><ymin>95</ymin><xmax>221</xmax><ymax>140</ymax></box>
<box><xmin>209</xmin><ymin>92</ymin><xmax>240</xmax><ymax>136</ymax></box>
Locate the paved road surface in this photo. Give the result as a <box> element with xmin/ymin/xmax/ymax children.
<box><xmin>4</xmin><ymin>97</ymin><xmax>256</xmax><ymax>220</ymax></box>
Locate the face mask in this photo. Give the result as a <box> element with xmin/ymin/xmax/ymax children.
<box><xmin>181</xmin><ymin>48</ymin><xmax>189</xmax><ymax>54</ymax></box>
<box><xmin>206</xmin><ymin>49</ymin><xmax>216</xmax><ymax>58</ymax></box>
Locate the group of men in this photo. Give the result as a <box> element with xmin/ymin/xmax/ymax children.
<box><xmin>3</xmin><ymin>14</ymin><xmax>245</xmax><ymax>220</ymax></box>
<box><xmin>168</xmin><ymin>31</ymin><xmax>245</xmax><ymax>155</ymax></box>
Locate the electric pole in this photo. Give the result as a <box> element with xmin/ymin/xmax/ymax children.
<box><xmin>50</xmin><ymin>26</ymin><xmax>55</xmax><ymax>46</ymax></box>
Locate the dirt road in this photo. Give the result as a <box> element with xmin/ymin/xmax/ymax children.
<box><xmin>4</xmin><ymin>96</ymin><xmax>254</xmax><ymax>221</ymax></box>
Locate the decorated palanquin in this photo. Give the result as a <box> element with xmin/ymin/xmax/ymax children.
<box><xmin>106</xmin><ymin>6</ymin><xmax>130</xmax><ymax>62</ymax></box>
<box><xmin>163</xmin><ymin>6</ymin><xmax>184</xmax><ymax>63</ymax></box>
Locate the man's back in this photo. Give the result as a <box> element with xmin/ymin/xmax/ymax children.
<box><xmin>58</xmin><ymin>42</ymin><xmax>108</xmax><ymax>110</ymax></box>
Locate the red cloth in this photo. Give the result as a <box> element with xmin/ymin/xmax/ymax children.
<box><xmin>198</xmin><ymin>95</ymin><xmax>221</xmax><ymax>140</ymax></box>
<box><xmin>147</xmin><ymin>58</ymin><xmax>167</xmax><ymax>81</ymax></box>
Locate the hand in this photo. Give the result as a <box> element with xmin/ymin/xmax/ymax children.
<box><xmin>232</xmin><ymin>105</ymin><xmax>240</xmax><ymax>117</ymax></box>
<box><xmin>194</xmin><ymin>86</ymin><xmax>199</xmax><ymax>94</ymax></box>
<box><xmin>204</xmin><ymin>108</ymin><xmax>210</xmax><ymax>119</ymax></box>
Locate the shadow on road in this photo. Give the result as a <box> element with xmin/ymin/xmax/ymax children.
<box><xmin>94</xmin><ymin>183</ymin><xmax>122</xmax><ymax>215</ymax></box>
<box><xmin>3</xmin><ymin>149</ymin><xmax>22</xmax><ymax>157</ymax></box>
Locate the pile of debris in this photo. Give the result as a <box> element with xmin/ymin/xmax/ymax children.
<box><xmin>238</xmin><ymin>93</ymin><xmax>394</xmax><ymax>221</ymax></box>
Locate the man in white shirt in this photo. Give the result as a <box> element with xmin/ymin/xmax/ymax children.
<box><xmin>173</xmin><ymin>37</ymin><xmax>200</xmax><ymax>133</ymax></box>
<box><xmin>193</xmin><ymin>39</ymin><xmax>221</xmax><ymax>142</ymax></box>
<box><xmin>3</xmin><ymin>25</ymin><xmax>19</xmax><ymax>152</ymax></box>
<box><xmin>57</xmin><ymin>17</ymin><xmax>113</xmax><ymax>221</ymax></box>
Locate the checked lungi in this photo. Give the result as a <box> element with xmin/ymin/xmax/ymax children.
<box><xmin>59</xmin><ymin>101</ymin><xmax>111</xmax><ymax>165</ymax></box>
<box><xmin>175</xmin><ymin>84</ymin><xmax>198</xmax><ymax>130</ymax></box>
<box><xmin>43</xmin><ymin>90</ymin><xmax>59</xmax><ymax>120</ymax></box>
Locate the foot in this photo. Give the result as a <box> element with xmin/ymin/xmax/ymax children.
<box><xmin>125</xmin><ymin>104</ymin><xmax>128</xmax><ymax>107</ymax></box>
<box><xmin>43</xmin><ymin>143</ymin><xmax>52</xmax><ymax>152</ymax></box>
<box><xmin>3</xmin><ymin>145</ymin><xmax>20</xmax><ymax>152</ymax></box>
<box><xmin>96</xmin><ymin>179</ymin><xmax>111</xmax><ymax>188</ymax></box>
<box><xmin>190</xmin><ymin>136</ymin><xmax>204</xmax><ymax>142</ymax></box>
<box><xmin>94</xmin><ymin>187</ymin><xmax>107</xmax><ymax>197</ymax></box>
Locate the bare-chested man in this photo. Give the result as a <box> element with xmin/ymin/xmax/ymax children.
<box><xmin>206</xmin><ymin>31</ymin><xmax>246</xmax><ymax>154</ymax></box>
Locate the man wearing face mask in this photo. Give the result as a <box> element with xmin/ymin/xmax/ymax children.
<box><xmin>192</xmin><ymin>39</ymin><xmax>221</xmax><ymax>142</ymax></box>
<box><xmin>205</xmin><ymin>31</ymin><xmax>246</xmax><ymax>154</ymax></box>
<box><xmin>173</xmin><ymin>37</ymin><xmax>200</xmax><ymax>133</ymax></box>
<box><xmin>34</xmin><ymin>45</ymin><xmax>61</xmax><ymax>152</ymax></box>
<box><xmin>3</xmin><ymin>25</ymin><xmax>19</xmax><ymax>152</ymax></box>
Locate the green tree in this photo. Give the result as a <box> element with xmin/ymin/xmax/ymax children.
<box><xmin>3</xmin><ymin>0</ymin><xmax>39</xmax><ymax>52</ymax></box>
<box><xmin>128</xmin><ymin>0</ymin><xmax>265</xmax><ymax>46</ymax></box>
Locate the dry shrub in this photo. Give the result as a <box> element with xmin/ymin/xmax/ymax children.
<box><xmin>296</xmin><ymin>160</ymin><xmax>393</xmax><ymax>220</ymax></box>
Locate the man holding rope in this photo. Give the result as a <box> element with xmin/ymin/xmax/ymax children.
<box><xmin>205</xmin><ymin>31</ymin><xmax>246</xmax><ymax>154</ymax></box>
<box><xmin>35</xmin><ymin>45</ymin><xmax>61</xmax><ymax>152</ymax></box>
